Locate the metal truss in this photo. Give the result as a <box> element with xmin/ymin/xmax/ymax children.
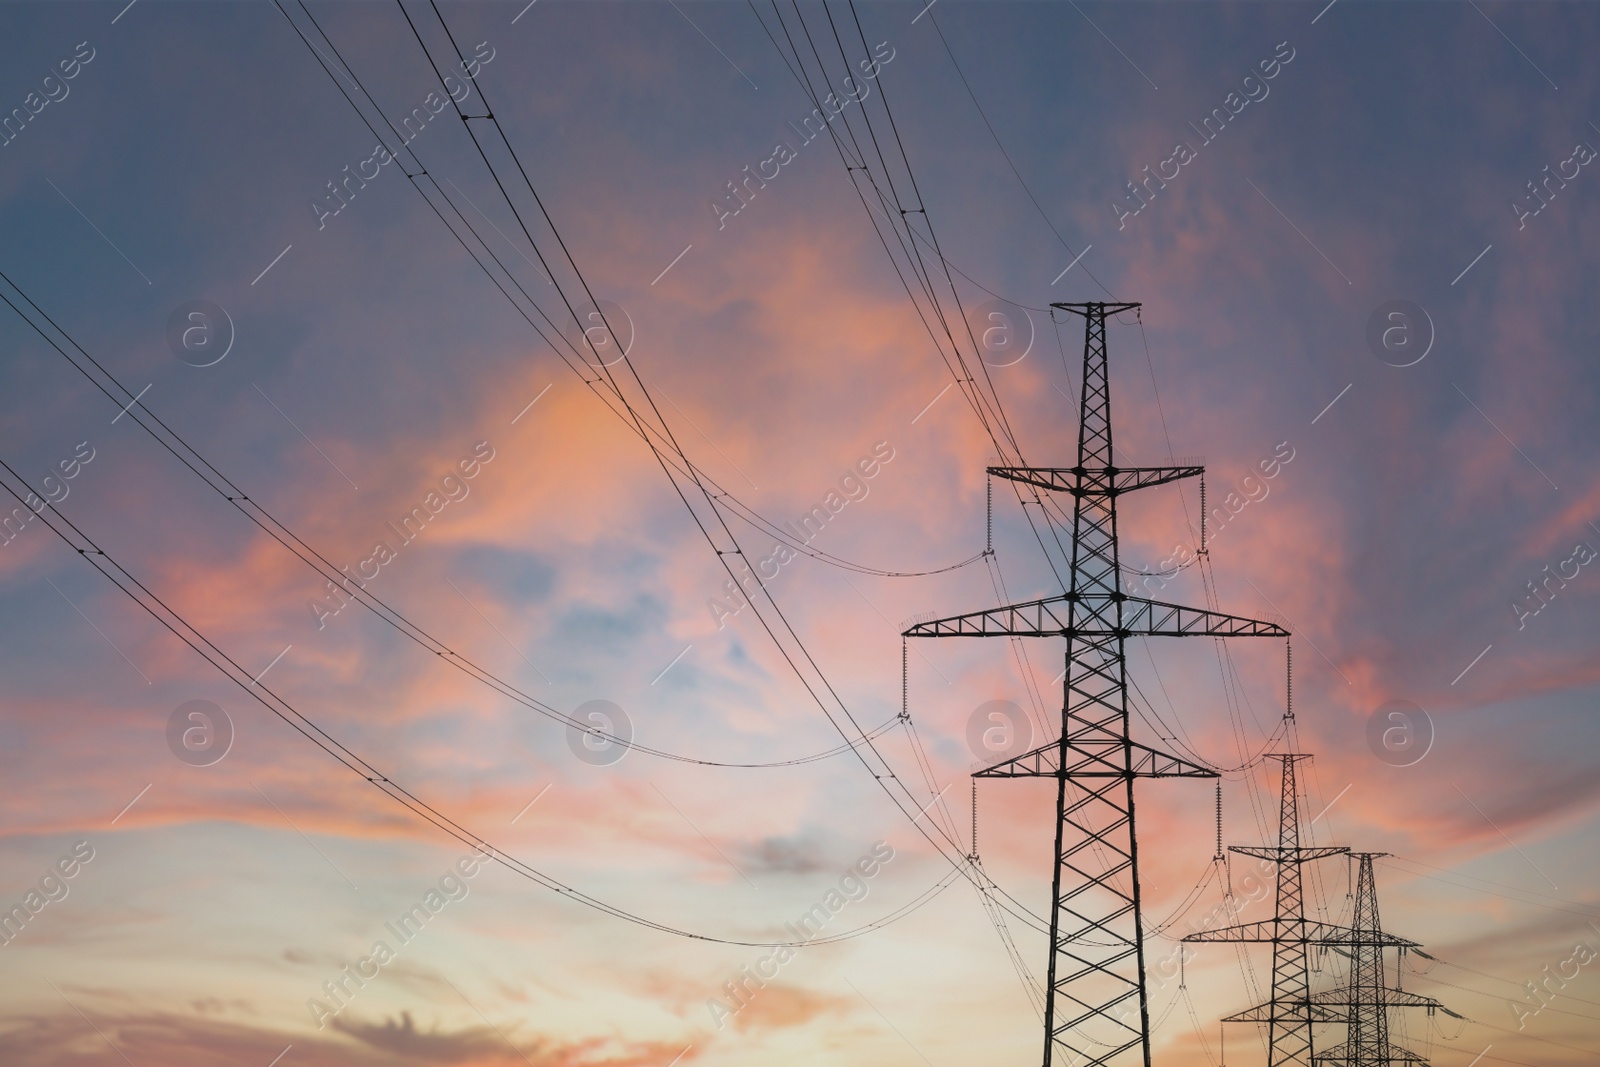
<box><xmin>906</xmin><ymin>303</ymin><xmax>1285</xmax><ymax>1067</ymax></box>
<box><xmin>1312</xmin><ymin>853</ymin><xmax>1444</xmax><ymax>1067</ymax></box>
<box><xmin>1184</xmin><ymin>755</ymin><xmax>1350</xmax><ymax>1067</ymax></box>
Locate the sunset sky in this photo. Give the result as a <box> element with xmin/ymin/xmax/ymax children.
<box><xmin>1</xmin><ymin>2</ymin><xmax>1598</xmax><ymax>1066</ymax></box>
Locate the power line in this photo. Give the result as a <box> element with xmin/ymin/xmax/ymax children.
<box><xmin>924</xmin><ymin>5</ymin><xmax>1118</xmax><ymax>301</ymax></box>
<box><xmin>275</xmin><ymin>0</ymin><xmax>981</xmax><ymax>588</ymax></box>
<box><xmin>0</xmin><ymin>452</ymin><xmax>964</xmax><ymax>947</ymax></box>
<box><xmin>262</xmin><ymin>0</ymin><xmax>1053</xmax><ymax>944</ymax></box>
<box><xmin>0</xmin><ymin>268</ymin><xmax>903</xmax><ymax>770</ymax></box>
<box><xmin>377</xmin><ymin>0</ymin><xmax>1052</xmax><ymax>933</ymax></box>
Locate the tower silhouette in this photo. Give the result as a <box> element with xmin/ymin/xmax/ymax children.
<box><xmin>905</xmin><ymin>302</ymin><xmax>1288</xmax><ymax>1066</ymax></box>
<box><xmin>1186</xmin><ymin>754</ymin><xmax>1355</xmax><ymax>1067</ymax></box>
<box><xmin>1312</xmin><ymin>853</ymin><xmax>1444</xmax><ymax>1066</ymax></box>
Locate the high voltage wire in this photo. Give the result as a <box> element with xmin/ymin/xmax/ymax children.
<box><xmin>0</xmin><ymin>0</ymin><xmax>1039</xmax><ymax>948</ymax></box>
<box><xmin>754</xmin><ymin>0</ymin><xmax>1299</xmax><ymax>1002</ymax></box>
<box><xmin>877</xmin><ymin>3</ymin><xmax>1208</xmax><ymax>587</ymax></box>
<box><xmin>0</xmin><ymin>452</ymin><xmax>962</xmax><ymax>946</ymax></box>
<box><xmin>745</xmin><ymin>0</ymin><xmax>1082</xmax><ymax>595</ymax></box>
<box><xmin>0</xmin><ymin>0</ymin><xmax>963</xmax><ymax>774</ymax></box>
<box><xmin>808</xmin><ymin>15</ymin><xmax>1310</xmax><ymax>1037</ymax></box>
<box><xmin>270</xmin><ymin>0</ymin><xmax>1056</xmax><ymax>936</ymax></box>
<box><xmin>971</xmin><ymin>852</ymin><xmax>1049</xmax><ymax>1020</ymax></box>
<box><xmin>277</xmin><ymin>0</ymin><xmax>983</xmax><ymax>593</ymax></box>
<box><xmin>747</xmin><ymin>3</ymin><xmax>1273</xmax><ymax>1012</ymax></box>
<box><xmin>6</xmin><ymin>6</ymin><xmax>1535</xmax><ymax>1056</ymax></box>
<box><xmin>288</xmin><ymin>0</ymin><xmax>1276</xmax><ymax>969</ymax></box>
<box><xmin>0</xmin><ymin>268</ymin><xmax>899</xmax><ymax>770</ymax></box>
<box><xmin>1381</xmin><ymin>856</ymin><xmax>1600</xmax><ymax>921</ymax></box>
<box><xmin>925</xmin><ymin>10</ymin><xmax>1277</xmax><ymax>805</ymax></box>
<box><xmin>754</xmin><ymin>0</ymin><xmax>1281</xmax><ymax>784</ymax></box>
<box><xmin>407</xmin><ymin>0</ymin><xmax>998</xmax><ymax>871</ymax></box>
<box><xmin>1415</xmin><ymin>972</ymin><xmax>1600</xmax><ymax>1025</ymax></box>
<box><xmin>762</xmin><ymin>0</ymin><xmax>1224</xmax><ymax>716</ymax></box>
<box><xmin>273</xmin><ymin>1</ymin><xmax>981</xmax><ymax>588</ymax></box>
<box><xmin>758</xmin><ymin>10</ymin><xmax>1311</xmax><ymax>1053</ymax></box>
<box><xmin>751</xmin><ymin>0</ymin><xmax>1108</xmax><ymax>934</ymax></box>
<box><xmin>924</xmin><ymin>5</ymin><xmax>1119</xmax><ymax>304</ymax></box>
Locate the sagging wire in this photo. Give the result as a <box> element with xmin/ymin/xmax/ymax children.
<box><xmin>969</xmin><ymin>775</ymin><xmax>1047</xmax><ymax>1020</ymax></box>
<box><xmin>0</xmin><ymin>456</ymin><xmax>965</xmax><ymax>948</ymax></box>
<box><xmin>301</xmin><ymin>0</ymin><xmax>1051</xmax><ymax>936</ymax></box>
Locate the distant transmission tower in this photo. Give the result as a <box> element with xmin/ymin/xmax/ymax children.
<box><xmin>904</xmin><ymin>302</ymin><xmax>1289</xmax><ymax>1067</ymax></box>
<box><xmin>1184</xmin><ymin>754</ymin><xmax>1351</xmax><ymax>1067</ymax></box>
<box><xmin>1312</xmin><ymin>853</ymin><xmax>1444</xmax><ymax>1066</ymax></box>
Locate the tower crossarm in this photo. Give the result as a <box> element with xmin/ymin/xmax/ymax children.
<box><xmin>901</xmin><ymin>593</ymin><xmax>1288</xmax><ymax>639</ymax></box>
<box><xmin>1223</xmin><ymin>1001</ymin><xmax>1345</xmax><ymax>1025</ymax></box>
<box><xmin>988</xmin><ymin>464</ymin><xmax>1204</xmax><ymax>498</ymax></box>
<box><xmin>943</xmin><ymin>301</ymin><xmax>1271</xmax><ymax>1067</ymax></box>
<box><xmin>1320</xmin><ymin>933</ymin><xmax>1425</xmax><ymax>948</ymax></box>
<box><xmin>1310</xmin><ymin>988</ymin><xmax>1442</xmax><ymax>1011</ymax></box>
<box><xmin>1182</xmin><ymin>919</ymin><xmax>1410</xmax><ymax>945</ymax></box>
<box><xmin>1314</xmin><ymin>1041</ymin><xmax>1430</xmax><ymax>1065</ymax></box>
<box><xmin>1231</xmin><ymin>844</ymin><xmax>1351</xmax><ymax>863</ymax></box>
<box><xmin>974</xmin><ymin>736</ymin><xmax>1217</xmax><ymax>779</ymax></box>
<box><xmin>1310</xmin><ymin>925</ymin><xmax>1420</xmax><ymax>949</ymax></box>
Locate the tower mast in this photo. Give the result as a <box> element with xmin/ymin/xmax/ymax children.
<box><xmin>1313</xmin><ymin>853</ymin><xmax>1445</xmax><ymax>1066</ymax></box>
<box><xmin>905</xmin><ymin>302</ymin><xmax>1289</xmax><ymax>1066</ymax></box>
<box><xmin>1185</xmin><ymin>755</ymin><xmax>1350</xmax><ymax>1066</ymax></box>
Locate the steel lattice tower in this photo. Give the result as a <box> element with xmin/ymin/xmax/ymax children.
<box><xmin>1312</xmin><ymin>853</ymin><xmax>1442</xmax><ymax>1066</ymax></box>
<box><xmin>1185</xmin><ymin>755</ymin><xmax>1351</xmax><ymax>1067</ymax></box>
<box><xmin>904</xmin><ymin>302</ymin><xmax>1288</xmax><ymax>1067</ymax></box>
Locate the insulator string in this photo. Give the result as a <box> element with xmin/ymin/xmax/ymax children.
<box><xmin>1286</xmin><ymin>637</ymin><xmax>1293</xmax><ymax>720</ymax></box>
<box><xmin>985</xmin><ymin>471</ymin><xmax>993</xmax><ymax>554</ymax></box>
<box><xmin>971</xmin><ymin>779</ymin><xmax>979</xmax><ymax>859</ymax></box>
<box><xmin>901</xmin><ymin>637</ymin><xmax>908</xmax><ymax>721</ymax></box>
<box><xmin>1214</xmin><ymin>780</ymin><xmax>1224</xmax><ymax>861</ymax></box>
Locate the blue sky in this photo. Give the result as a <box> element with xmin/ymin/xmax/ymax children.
<box><xmin>0</xmin><ymin>2</ymin><xmax>1598</xmax><ymax>1065</ymax></box>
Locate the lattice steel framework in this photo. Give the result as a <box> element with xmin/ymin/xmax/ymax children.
<box><xmin>1312</xmin><ymin>853</ymin><xmax>1442</xmax><ymax>1066</ymax></box>
<box><xmin>904</xmin><ymin>302</ymin><xmax>1288</xmax><ymax>1067</ymax></box>
<box><xmin>1184</xmin><ymin>755</ymin><xmax>1360</xmax><ymax>1067</ymax></box>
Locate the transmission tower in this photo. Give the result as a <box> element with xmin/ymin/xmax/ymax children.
<box><xmin>1184</xmin><ymin>754</ymin><xmax>1354</xmax><ymax>1067</ymax></box>
<box><xmin>904</xmin><ymin>302</ymin><xmax>1289</xmax><ymax>1067</ymax></box>
<box><xmin>1312</xmin><ymin>853</ymin><xmax>1444</xmax><ymax>1066</ymax></box>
